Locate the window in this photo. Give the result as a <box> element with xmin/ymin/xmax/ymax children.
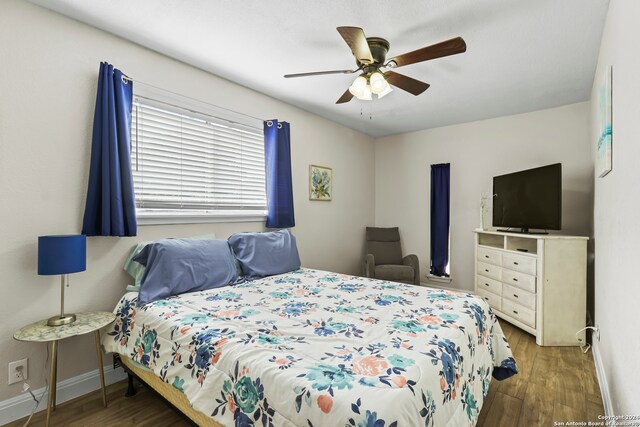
<box><xmin>131</xmin><ymin>94</ymin><xmax>266</xmax><ymax>224</ymax></box>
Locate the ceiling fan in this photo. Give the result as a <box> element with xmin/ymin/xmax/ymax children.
<box><xmin>284</xmin><ymin>27</ymin><xmax>467</xmax><ymax>104</ymax></box>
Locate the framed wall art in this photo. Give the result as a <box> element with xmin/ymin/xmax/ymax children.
<box><xmin>596</xmin><ymin>66</ymin><xmax>613</xmax><ymax>178</ymax></box>
<box><xmin>309</xmin><ymin>164</ymin><xmax>332</xmax><ymax>201</ymax></box>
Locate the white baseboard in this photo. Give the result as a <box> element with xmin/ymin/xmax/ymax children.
<box><xmin>0</xmin><ymin>364</ymin><xmax>127</xmax><ymax>425</ymax></box>
<box><xmin>591</xmin><ymin>337</ymin><xmax>613</xmax><ymax>417</ymax></box>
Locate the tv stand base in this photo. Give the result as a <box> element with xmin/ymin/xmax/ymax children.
<box><xmin>496</xmin><ymin>228</ymin><xmax>549</xmax><ymax>235</ymax></box>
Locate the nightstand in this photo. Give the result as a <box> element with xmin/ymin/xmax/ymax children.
<box><xmin>14</xmin><ymin>311</ymin><xmax>116</xmax><ymax>427</ymax></box>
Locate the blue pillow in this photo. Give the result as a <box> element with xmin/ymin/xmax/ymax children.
<box><xmin>228</xmin><ymin>230</ymin><xmax>301</xmax><ymax>279</ymax></box>
<box><xmin>133</xmin><ymin>238</ymin><xmax>238</xmax><ymax>306</ymax></box>
<box><xmin>124</xmin><ymin>233</ymin><xmax>217</xmax><ymax>289</ymax></box>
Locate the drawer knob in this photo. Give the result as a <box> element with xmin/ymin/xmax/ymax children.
<box><xmin>513</xmin><ymin>294</ymin><xmax>519</xmax><ymax>298</ymax></box>
<box><xmin>484</xmin><ymin>297</ymin><xmax>489</xmax><ymax>301</ymax></box>
<box><xmin>485</xmin><ymin>255</ymin><xmax>489</xmax><ymax>258</ymax></box>
<box><xmin>485</xmin><ymin>269</ymin><xmax>489</xmax><ymax>272</ymax></box>
<box><xmin>513</xmin><ymin>278</ymin><xmax>518</xmax><ymax>282</ymax></box>
<box><xmin>513</xmin><ymin>310</ymin><xmax>518</xmax><ymax>315</ymax></box>
<box><xmin>513</xmin><ymin>262</ymin><xmax>519</xmax><ymax>265</ymax></box>
<box><xmin>485</xmin><ymin>283</ymin><xmax>489</xmax><ymax>287</ymax></box>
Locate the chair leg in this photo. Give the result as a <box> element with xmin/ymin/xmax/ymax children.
<box><xmin>125</xmin><ymin>373</ymin><xmax>137</xmax><ymax>397</ymax></box>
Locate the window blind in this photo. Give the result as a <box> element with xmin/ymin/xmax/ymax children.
<box><xmin>131</xmin><ymin>96</ymin><xmax>266</xmax><ymax>216</ymax></box>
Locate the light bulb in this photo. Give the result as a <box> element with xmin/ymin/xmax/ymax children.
<box><xmin>369</xmin><ymin>72</ymin><xmax>387</xmax><ymax>94</ymax></box>
<box><xmin>377</xmin><ymin>84</ymin><xmax>393</xmax><ymax>99</ymax></box>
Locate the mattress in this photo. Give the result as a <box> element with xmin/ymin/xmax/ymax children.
<box><xmin>102</xmin><ymin>268</ymin><xmax>517</xmax><ymax>426</ymax></box>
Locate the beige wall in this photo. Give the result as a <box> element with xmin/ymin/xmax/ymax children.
<box><xmin>375</xmin><ymin>102</ymin><xmax>593</xmax><ymax>290</ymax></box>
<box><xmin>590</xmin><ymin>0</ymin><xmax>640</xmax><ymax>415</ymax></box>
<box><xmin>0</xmin><ymin>0</ymin><xmax>375</xmax><ymax>401</ymax></box>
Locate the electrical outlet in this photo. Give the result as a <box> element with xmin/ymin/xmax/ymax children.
<box><xmin>8</xmin><ymin>358</ymin><xmax>28</xmax><ymax>385</ymax></box>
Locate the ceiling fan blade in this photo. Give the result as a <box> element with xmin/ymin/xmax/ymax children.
<box><xmin>337</xmin><ymin>26</ymin><xmax>374</xmax><ymax>64</ymax></box>
<box><xmin>384</xmin><ymin>71</ymin><xmax>430</xmax><ymax>95</ymax></box>
<box><xmin>284</xmin><ymin>69</ymin><xmax>357</xmax><ymax>78</ymax></box>
<box><xmin>388</xmin><ymin>37</ymin><xmax>467</xmax><ymax>68</ymax></box>
<box><xmin>336</xmin><ymin>89</ymin><xmax>354</xmax><ymax>104</ymax></box>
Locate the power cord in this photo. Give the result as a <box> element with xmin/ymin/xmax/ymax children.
<box><xmin>20</xmin><ymin>382</ymin><xmax>48</xmax><ymax>427</ymax></box>
<box><xmin>21</xmin><ymin>345</ymin><xmax>49</xmax><ymax>427</ymax></box>
<box><xmin>576</xmin><ymin>326</ymin><xmax>599</xmax><ymax>354</ymax></box>
<box><xmin>22</xmin><ymin>382</ymin><xmax>37</xmax><ymax>404</ymax></box>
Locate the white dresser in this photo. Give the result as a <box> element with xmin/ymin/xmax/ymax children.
<box><xmin>474</xmin><ymin>230</ymin><xmax>588</xmax><ymax>346</ymax></box>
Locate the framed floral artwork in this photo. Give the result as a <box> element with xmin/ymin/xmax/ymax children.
<box><xmin>596</xmin><ymin>66</ymin><xmax>613</xmax><ymax>178</ymax></box>
<box><xmin>309</xmin><ymin>165</ymin><xmax>332</xmax><ymax>201</ymax></box>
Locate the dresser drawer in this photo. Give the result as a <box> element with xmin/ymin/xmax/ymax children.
<box><xmin>477</xmin><ymin>261</ymin><xmax>502</xmax><ymax>281</ymax></box>
<box><xmin>476</xmin><ymin>289</ymin><xmax>501</xmax><ymax>311</ymax></box>
<box><xmin>502</xmin><ymin>283</ymin><xmax>536</xmax><ymax>310</ymax></box>
<box><xmin>477</xmin><ymin>247</ymin><xmax>502</xmax><ymax>267</ymax></box>
<box><xmin>502</xmin><ymin>253</ymin><xmax>537</xmax><ymax>276</ymax></box>
<box><xmin>502</xmin><ymin>298</ymin><xmax>536</xmax><ymax>328</ymax></box>
<box><xmin>501</xmin><ymin>269</ymin><xmax>536</xmax><ymax>293</ymax></box>
<box><xmin>476</xmin><ymin>275</ymin><xmax>502</xmax><ymax>296</ymax></box>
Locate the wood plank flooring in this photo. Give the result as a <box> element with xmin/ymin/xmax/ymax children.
<box><xmin>4</xmin><ymin>380</ymin><xmax>191</xmax><ymax>427</ymax></box>
<box><xmin>4</xmin><ymin>320</ymin><xmax>604</xmax><ymax>427</ymax></box>
<box><xmin>477</xmin><ymin>320</ymin><xmax>605</xmax><ymax>427</ymax></box>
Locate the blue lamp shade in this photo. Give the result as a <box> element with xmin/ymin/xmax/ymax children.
<box><xmin>38</xmin><ymin>235</ymin><xmax>87</xmax><ymax>275</ymax></box>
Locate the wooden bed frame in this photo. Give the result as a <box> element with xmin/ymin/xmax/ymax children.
<box><xmin>116</xmin><ymin>354</ymin><xmax>223</xmax><ymax>427</ymax></box>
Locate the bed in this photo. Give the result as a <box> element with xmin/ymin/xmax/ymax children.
<box><xmin>102</xmin><ymin>267</ymin><xmax>517</xmax><ymax>427</ymax></box>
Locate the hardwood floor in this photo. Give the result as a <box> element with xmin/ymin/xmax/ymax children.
<box><xmin>4</xmin><ymin>320</ymin><xmax>604</xmax><ymax>427</ymax></box>
<box><xmin>477</xmin><ymin>320</ymin><xmax>605</xmax><ymax>427</ymax></box>
<box><xmin>4</xmin><ymin>380</ymin><xmax>192</xmax><ymax>427</ymax></box>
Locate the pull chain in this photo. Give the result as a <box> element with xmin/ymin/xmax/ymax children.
<box><xmin>360</xmin><ymin>107</ymin><xmax>373</xmax><ymax>121</ymax></box>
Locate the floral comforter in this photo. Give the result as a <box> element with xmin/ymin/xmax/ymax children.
<box><xmin>103</xmin><ymin>268</ymin><xmax>517</xmax><ymax>427</ymax></box>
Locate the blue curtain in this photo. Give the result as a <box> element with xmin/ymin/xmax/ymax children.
<box><xmin>430</xmin><ymin>163</ymin><xmax>450</xmax><ymax>277</ymax></box>
<box><xmin>263</xmin><ymin>120</ymin><xmax>295</xmax><ymax>228</ymax></box>
<box><xmin>81</xmin><ymin>62</ymin><xmax>137</xmax><ymax>236</ymax></box>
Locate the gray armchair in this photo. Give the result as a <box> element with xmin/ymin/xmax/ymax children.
<box><xmin>362</xmin><ymin>227</ymin><xmax>420</xmax><ymax>285</ymax></box>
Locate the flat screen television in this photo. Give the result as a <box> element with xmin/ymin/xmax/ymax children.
<box><xmin>492</xmin><ymin>163</ymin><xmax>561</xmax><ymax>233</ymax></box>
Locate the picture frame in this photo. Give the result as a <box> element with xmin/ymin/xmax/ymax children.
<box><xmin>596</xmin><ymin>66</ymin><xmax>613</xmax><ymax>178</ymax></box>
<box><xmin>309</xmin><ymin>164</ymin><xmax>332</xmax><ymax>201</ymax></box>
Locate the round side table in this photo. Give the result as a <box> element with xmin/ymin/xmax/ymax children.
<box><xmin>14</xmin><ymin>311</ymin><xmax>116</xmax><ymax>427</ymax></box>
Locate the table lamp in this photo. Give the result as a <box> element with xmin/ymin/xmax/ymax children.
<box><xmin>38</xmin><ymin>235</ymin><xmax>86</xmax><ymax>326</ymax></box>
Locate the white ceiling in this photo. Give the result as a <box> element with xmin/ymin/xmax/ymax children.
<box><xmin>30</xmin><ymin>0</ymin><xmax>610</xmax><ymax>138</ymax></box>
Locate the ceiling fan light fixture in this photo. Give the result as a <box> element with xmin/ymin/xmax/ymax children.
<box><xmin>369</xmin><ymin>72</ymin><xmax>387</xmax><ymax>94</ymax></box>
<box><xmin>359</xmin><ymin>85</ymin><xmax>372</xmax><ymax>100</ymax></box>
<box><xmin>348</xmin><ymin>76</ymin><xmax>368</xmax><ymax>98</ymax></box>
<box><xmin>377</xmin><ymin>84</ymin><xmax>393</xmax><ymax>99</ymax></box>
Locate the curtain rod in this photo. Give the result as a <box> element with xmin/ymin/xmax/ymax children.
<box><xmin>121</xmin><ymin>75</ymin><xmax>267</xmax><ymax>124</ymax></box>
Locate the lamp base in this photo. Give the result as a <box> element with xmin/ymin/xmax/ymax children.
<box><xmin>47</xmin><ymin>314</ymin><xmax>76</xmax><ymax>327</ymax></box>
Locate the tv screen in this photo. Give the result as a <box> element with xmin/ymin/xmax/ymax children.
<box><xmin>492</xmin><ymin>163</ymin><xmax>562</xmax><ymax>232</ymax></box>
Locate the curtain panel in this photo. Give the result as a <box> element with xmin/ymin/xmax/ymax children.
<box><xmin>81</xmin><ymin>62</ymin><xmax>137</xmax><ymax>236</ymax></box>
<box><xmin>430</xmin><ymin>163</ymin><xmax>450</xmax><ymax>277</ymax></box>
<box><xmin>263</xmin><ymin>120</ymin><xmax>295</xmax><ymax>228</ymax></box>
